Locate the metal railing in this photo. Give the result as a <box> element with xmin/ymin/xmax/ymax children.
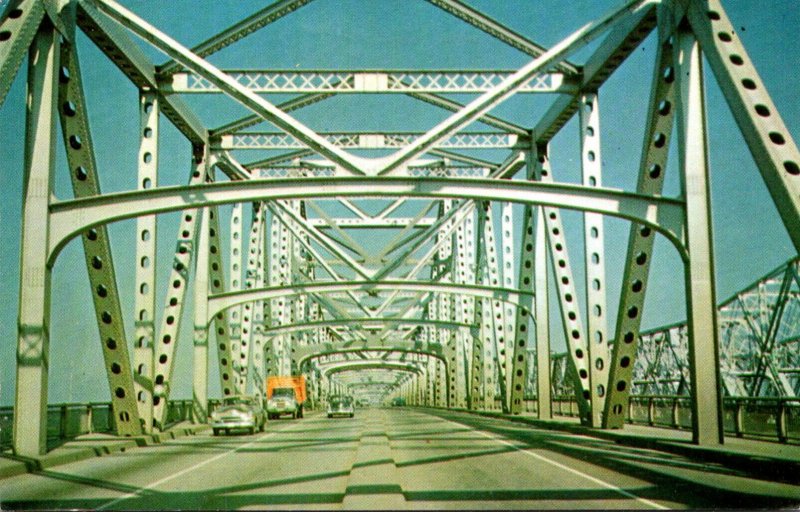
<box><xmin>0</xmin><ymin>399</ymin><xmax>195</xmax><ymax>452</ymax></box>
<box><xmin>4</xmin><ymin>395</ymin><xmax>798</xmax><ymax>451</ymax></box>
<box><xmin>522</xmin><ymin>395</ymin><xmax>800</xmax><ymax>443</ymax></box>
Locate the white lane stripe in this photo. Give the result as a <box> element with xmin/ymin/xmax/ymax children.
<box><xmin>95</xmin><ymin>424</ymin><xmax>293</xmax><ymax>510</ymax></box>
<box><xmin>472</xmin><ymin>429</ymin><xmax>668</xmax><ymax>510</ymax></box>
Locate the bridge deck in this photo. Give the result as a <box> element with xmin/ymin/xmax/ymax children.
<box><xmin>1</xmin><ymin>409</ymin><xmax>797</xmax><ymax>509</ymax></box>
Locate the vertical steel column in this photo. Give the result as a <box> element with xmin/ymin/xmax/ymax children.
<box><xmin>509</xmin><ymin>202</ymin><xmax>536</xmax><ymax>414</ymax></box>
<box><xmin>536</xmin><ymin>146</ymin><xmax>592</xmax><ymax>422</ymax></box>
<box><xmin>468</xmin><ymin>208</ymin><xmax>486</xmax><ymax>410</ymax></box>
<box><xmin>152</xmin><ymin>150</ymin><xmax>206</xmax><ymax>428</ymax></box>
<box><xmin>206</xmin><ymin>206</ymin><xmax>236</xmax><ymax>397</ymax></box>
<box><xmin>481</xmin><ymin>203</ymin><xmax>507</xmax><ymax>411</ymax></box>
<box><xmin>192</xmin><ymin>206</ymin><xmax>210</xmax><ymax>422</ymax></box>
<box><xmin>580</xmin><ymin>92</ymin><xmax>609</xmax><ymax>427</ymax></box>
<box><xmin>454</xmin><ymin>215</ymin><xmax>474</xmax><ymax>409</ymax></box>
<box><xmin>674</xmin><ymin>24</ymin><xmax>724</xmax><ymax>445</ymax></box>
<box><xmin>500</xmin><ymin>202</ymin><xmax>516</xmax><ymax>409</ymax></box>
<box><xmin>426</xmin><ymin>357</ymin><xmax>435</xmax><ymax>406</ymax></box>
<box><xmin>227</xmin><ymin>203</ymin><xmax>243</xmax><ymax>387</ymax></box>
<box><xmin>288</xmin><ymin>195</ymin><xmax>308</xmax><ymax>376</ymax></box>
<box><xmin>249</xmin><ymin>204</ymin><xmax>268</xmax><ymax>392</ymax></box>
<box><xmin>268</xmin><ymin>204</ymin><xmax>289</xmax><ymax>377</ymax></box>
<box><xmin>238</xmin><ymin>203</ymin><xmax>264</xmax><ymax>393</ymax></box>
<box><xmin>133</xmin><ymin>91</ymin><xmax>158</xmax><ymax>432</ymax></box>
<box><xmin>56</xmin><ymin>38</ymin><xmax>140</xmax><ymax>437</ymax></box>
<box><xmin>534</xmin><ymin>206</ymin><xmax>552</xmax><ymax>419</ymax></box>
<box><xmin>437</xmin><ymin>358</ymin><xmax>447</xmax><ymax>407</ymax></box>
<box><xmin>14</xmin><ymin>25</ymin><xmax>59</xmax><ymax>457</ymax></box>
<box><xmin>436</xmin><ymin>200</ymin><xmax>457</xmax><ymax>407</ymax></box>
<box><xmin>603</xmin><ymin>28</ymin><xmax>675</xmax><ymax>428</ymax></box>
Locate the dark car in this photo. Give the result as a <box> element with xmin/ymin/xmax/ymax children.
<box><xmin>327</xmin><ymin>395</ymin><xmax>355</xmax><ymax>418</ymax></box>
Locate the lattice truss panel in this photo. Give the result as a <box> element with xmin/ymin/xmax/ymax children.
<box><xmin>545</xmin><ymin>258</ymin><xmax>800</xmax><ymax>398</ymax></box>
<box><xmin>168</xmin><ymin>70</ymin><xmax>570</xmax><ymax>94</ymax></box>
<box><xmin>2</xmin><ymin>0</ymin><xmax>799</xmax><ymax>457</ymax></box>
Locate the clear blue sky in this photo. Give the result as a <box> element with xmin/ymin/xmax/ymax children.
<box><xmin>0</xmin><ymin>0</ymin><xmax>798</xmax><ymax>405</ymax></box>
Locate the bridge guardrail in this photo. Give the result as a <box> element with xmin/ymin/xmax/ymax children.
<box><xmin>0</xmin><ymin>399</ymin><xmax>196</xmax><ymax>452</ymax></box>
<box><xmin>4</xmin><ymin>396</ymin><xmax>798</xmax><ymax>451</ymax></box>
<box><xmin>523</xmin><ymin>395</ymin><xmax>800</xmax><ymax>443</ymax></box>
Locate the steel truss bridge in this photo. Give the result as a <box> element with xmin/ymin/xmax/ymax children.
<box><xmin>2</xmin><ymin>0</ymin><xmax>799</xmax><ymax>472</ymax></box>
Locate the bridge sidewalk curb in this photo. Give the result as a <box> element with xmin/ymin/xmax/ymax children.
<box><xmin>0</xmin><ymin>423</ymin><xmax>209</xmax><ymax>480</ymax></box>
<box><xmin>442</xmin><ymin>408</ymin><xmax>800</xmax><ymax>485</ymax></box>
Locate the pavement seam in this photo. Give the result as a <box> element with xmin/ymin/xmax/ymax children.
<box><xmin>342</xmin><ymin>414</ymin><xmax>406</xmax><ymax>509</ymax></box>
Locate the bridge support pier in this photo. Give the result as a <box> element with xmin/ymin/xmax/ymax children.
<box><xmin>13</xmin><ymin>25</ymin><xmax>59</xmax><ymax>458</ymax></box>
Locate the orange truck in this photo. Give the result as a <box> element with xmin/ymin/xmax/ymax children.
<box><xmin>265</xmin><ymin>376</ymin><xmax>307</xmax><ymax>419</ymax></box>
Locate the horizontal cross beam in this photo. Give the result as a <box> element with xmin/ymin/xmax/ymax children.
<box><xmin>48</xmin><ymin>177</ymin><xmax>686</xmax><ymax>264</ymax></box>
<box><xmin>214</xmin><ymin>132</ymin><xmax>528</xmax><ymax>150</ymax></box>
<box><xmin>164</xmin><ymin>70</ymin><xmax>576</xmax><ymax>94</ymax></box>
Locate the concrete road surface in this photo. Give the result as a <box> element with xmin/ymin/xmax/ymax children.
<box><xmin>1</xmin><ymin>408</ymin><xmax>798</xmax><ymax>509</ymax></box>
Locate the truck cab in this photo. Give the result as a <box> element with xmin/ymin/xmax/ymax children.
<box><xmin>266</xmin><ymin>387</ymin><xmax>303</xmax><ymax>419</ymax></box>
<box><xmin>265</xmin><ymin>375</ymin><xmax>307</xmax><ymax>420</ymax></box>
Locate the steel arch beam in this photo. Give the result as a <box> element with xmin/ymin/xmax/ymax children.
<box><xmin>206</xmin><ymin>280</ymin><xmax>530</xmax><ymax>325</ymax></box>
<box><xmin>261</xmin><ymin>318</ymin><xmax>473</xmax><ymax>339</ymax></box>
<box><xmin>320</xmin><ymin>362</ymin><xmax>426</xmax><ymax>378</ymax></box>
<box><xmin>47</xmin><ymin>177</ymin><xmax>686</xmax><ymax>263</ymax></box>
<box><xmin>295</xmin><ymin>340</ymin><xmax>447</xmax><ymax>368</ymax></box>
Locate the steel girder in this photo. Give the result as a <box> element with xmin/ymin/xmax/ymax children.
<box><xmin>150</xmin><ymin>153</ymin><xmax>207</xmax><ymax>429</ymax></box>
<box><xmin>686</xmin><ymin>0</ymin><xmax>800</xmax><ymax>252</ymax></box>
<box><xmin>14</xmin><ymin>24</ymin><xmax>61</xmax><ymax>457</ymax></box>
<box><xmin>534</xmin><ymin>147</ymin><xmax>593</xmax><ymax>423</ymax></box>
<box><xmin>206</xmin><ymin>206</ymin><xmax>236</xmax><ymax>399</ymax></box>
<box><xmin>534</xmin><ymin>206</ymin><xmax>552</xmax><ymax>419</ymax></box>
<box><xmin>215</xmin><ymin>132</ymin><xmax>529</xmax><ymax>151</ymax></box>
<box><xmin>508</xmin><ymin>202</ymin><xmax>535</xmax><ymax>414</ymax></box>
<box><xmin>0</xmin><ymin>0</ymin><xmax>46</xmax><ymax>107</ymax></box>
<box><xmin>90</xmin><ymin>0</ymin><xmax>652</xmax><ymax>177</ymax></box>
<box><xmin>236</xmin><ymin>202</ymin><xmax>265</xmax><ymax>393</ymax></box>
<box><xmin>165</xmin><ymin>70</ymin><xmax>576</xmax><ymax>94</ymax></box>
<box><xmin>132</xmin><ymin>90</ymin><xmax>158</xmax><ymax>433</ymax></box>
<box><xmin>603</xmin><ymin>22</ymin><xmax>677</xmax><ymax>428</ymax></box>
<box><xmin>46</xmin><ymin>177</ymin><xmax>686</xmax><ymax>261</ymax></box>
<box><xmin>157</xmin><ymin>0</ymin><xmax>314</xmax><ymax>76</ymax></box>
<box><xmin>75</xmin><ymin>1</ymin><xmax>206</xmax><ymax>145</ymax></box>
<box><xmin>579</xmin><ymin>93</ymin><xmax>610</xmax><ymax>427</ymax></box>
<box><xmin>424</xmin><ymin>0</ymin><xmax>579</xmax><ymax>75</ymax></box>
<box><xmin>533</xmin><ymin>4</ymin><xmax>657</xmax><ymax>145</ymax></box>
<box><xmin>56</xmin><ymin>34</ymin><xmax>142</xmax><ymax>437</ymax></box>
<box><xmin>295</xmin><ymin>340</ymin><xmax>446</xmax><ymax>369</ymax></box>
<box><xmin>674</xmin><ymin>20</ymin><xmax>724</xmax><ymax>445</ymax></box>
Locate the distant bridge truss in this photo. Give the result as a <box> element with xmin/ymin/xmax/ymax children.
<box><xmin>542</xmin><ymin>257</ymin><xmax>800</xmax><ymax>398</ymax></box>
<box><xmin>2</xmin><ymin>0</ymin><xmax>799</xmax><ymax>458</ymax></box>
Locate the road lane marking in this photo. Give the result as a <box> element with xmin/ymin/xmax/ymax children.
<box><xmin>409</xmin><ymin>410</ymin><xmax>668</xmax><ymax>510</ymax></box>
<box><xmin>472</xmin><ymin>428</ymin><xmax>668</xmax><ymax>509</ymax></box>
<box><xmin>95</xmin><ymin>423</ymin><xmax>295</xmax><ymax>510</ymax></box>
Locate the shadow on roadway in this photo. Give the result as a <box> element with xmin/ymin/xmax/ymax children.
<box><xmin>413</xmin><ymin>409</ymin><xmax>799</xmax><ymax>509</ymax></box>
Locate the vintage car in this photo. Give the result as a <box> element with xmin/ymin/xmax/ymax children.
<box><xmin>210</xmin><ymin>395</ymin><xmax>266</xmax><ymax>435</ymax></box>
